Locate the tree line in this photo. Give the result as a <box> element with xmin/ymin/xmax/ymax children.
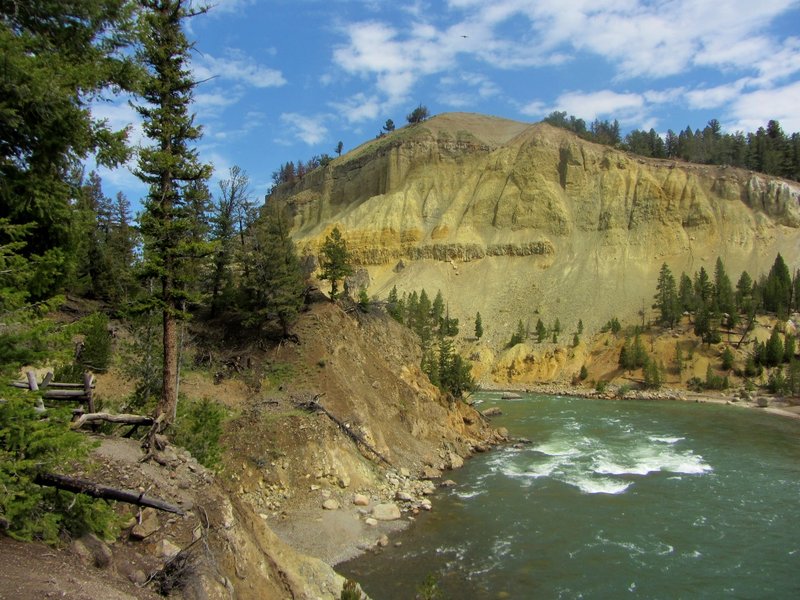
<box><xmin>386</xmin><ymin>286</ymin><xmax>474</xmax><ymax>399</ymax></box>
<box><xmin>543</xmin><ymin>111</ymin><xmax>800</xmax><ymax>182</ymax></box>
<box><xmin>651</xmin><ymin>254</ymin><xmax>800</xmax><ymax>394</ymax></box>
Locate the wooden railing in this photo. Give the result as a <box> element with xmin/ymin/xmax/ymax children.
<box><xmin>9</xmin><ymin>370</ymin><xmax>95</xmax><ymax>412</ymax></box>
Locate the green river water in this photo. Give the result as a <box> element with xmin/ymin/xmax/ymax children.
<box><xmin>339</xmin><ymin>393</ymin><xmax>800</xmax><ymax>599</ymax></box>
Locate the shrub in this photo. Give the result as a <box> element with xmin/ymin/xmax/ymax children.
<box><xmin>341</xmin><ymin>580</ymin><xmax>365</xmax><ymax>600</ymax></box>
<box><xmin>579</xmin><ymin>365</ymin><xmax>588</xmax><ymax>380</ymax></box>
<box><xmin>78</xmin><ymin>313</ymin><xmax>113</xmax><ymax>372</ymax></box>
<box><xmin>173</xmin><ymin>398</ymin><xmax>228</xmax><ymax>470</ymax></box>
<box><xmin>595</xmin><ymin>380</ymin><xmax>608</xmax><ymax>393</ymax></box>
<box><xmin>0</xmin><ymin>395</ymin><xmax>117</xmax><ymax>542</ymax></box>
<box><xmin>720</xmin><ymin>347</ymin><xmax>734</xmax><ymax>371</ymax></box>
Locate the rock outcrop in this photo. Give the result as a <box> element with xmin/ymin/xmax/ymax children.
<box><xmin>271</xmin><ymin>112</ymin><xmax>800</xmax><ymax>367</ymax></box>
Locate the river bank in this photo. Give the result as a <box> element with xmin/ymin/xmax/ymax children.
<box><xmin>282</xmin><ymin>383</ymin><xmax>800</xmax><ymax>571</ymax></box>
<box><xmin>477</xmin><ymin>382</ymin><xmax>800</xmax><ymax>420</ymax></box>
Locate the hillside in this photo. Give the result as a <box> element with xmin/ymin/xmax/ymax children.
<box><xmin>0</xmin><ymin>297</ymin><xmax>502</xmax><ymax>600</ymax></box>
<box><xmin>271</xmin><ymin>113</ymin><xmax>800</xmax><ymax>370</ymax></box>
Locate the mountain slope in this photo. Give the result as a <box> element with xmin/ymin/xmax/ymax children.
<box><xmin>272</xmin><ymin>112</ymin><xmax>800</xmax><ymax>351</ymax></box>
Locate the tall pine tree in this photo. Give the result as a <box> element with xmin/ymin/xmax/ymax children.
<box><xmin>241</xmin><ymin>203</ymin><xmax>305</xmax><ymax>337</ymax></box>
<box><xmin>135</xmin><ymin>0</ymin><xmax>212</xmax><ymax>427</ymax></box>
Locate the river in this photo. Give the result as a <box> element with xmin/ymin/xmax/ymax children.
<box><xmin>340</xmin><ymin>392</ymin><xmax>800</xmax><ymax>599</ymax></box>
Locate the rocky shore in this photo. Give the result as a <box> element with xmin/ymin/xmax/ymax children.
<box><xmin>478</xmin><ymin>381</ymin><xmax>800</xmax><ymax>420</ymax></box>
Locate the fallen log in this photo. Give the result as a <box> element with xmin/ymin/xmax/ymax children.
<box><xmin>297</xmin><ymin>394</ymin><xmax>393</xmax><ymax>467</ymax></box>
<box><xmin>33</xmin><ymin>472</ymin><xmax>184</xmax><ymax>515</ymax></box>
<box><xmin>71</xmin><ymin>412</ymin><xmax>154</xmax><ymax>429</ymax></box>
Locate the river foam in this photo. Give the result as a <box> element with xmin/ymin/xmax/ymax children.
<box><xmin>487</xmin><ymin>417</ymin><xmax>712</xmax><ymax>495</ymax></box>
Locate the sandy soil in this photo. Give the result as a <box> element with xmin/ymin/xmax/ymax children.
<box><xmin>271</xmin><ymin>506</ymin><xmax>411</xmax><ymax>566</ymax></box>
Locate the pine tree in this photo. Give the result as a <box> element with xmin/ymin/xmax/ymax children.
<box><xmin>654</xmin><ymin>263</ymin><xmax>679</xmax><ymax>327</ymax></box>
<box><xmin>319</xmin><ymin>227</ymin><xmax>353</xmax><ymax>299</ymax></box>
<box><xmin>387</xmin><ymin>286</ymin><xmax>404</xmax><ymax>322</ymax></box>
<box><xmin>736</xmin><ymin>271</ymin><xmax>754</xmax><ymax>314</ymax></box>
<box><xmin>694</xmin><ymin>267</ymin><xmax>713</xmax><ymax>308</ymax></box>
<box><xmin>678</xmin><ymin>272</ymin><xmax>694</xmax><ymax>312</ymax></box>
<box><xmin>0</xmin><ymin>1</ymin><xmax>138</xmax><ymax>300</ymax></box>
<box><xmin>474</xmin><ymin>312</ymin><xmax>483</xmax><ymax>339</ymax></box>
<box><xmin>509</xmin><ymin>320</ymin><xmax>527</xmax><ymax>347</ymax></box>
<box><xmin>785</xmin><ymin>334</ymin><xmax>796</xmax><ymax>363</ymax></box>
<box><xmin>763</xmin><ymin>253</ymin><xmax>792</xmax><ymax>313</ymax></box>
<box><xmin>135</xmin><ymin>0</ymin><xmax>212</xmax><ymax>427</ymax></box>
<box><xmin>535</xmin><ymin>318</ymin><xmax>547</xmax><ymax>342</ymax></box>
<box><xmin>241</xmin><ymin>203</ymin><xmax>305</xmax><ymax>337</ymax></box>
<box><xmin>765</xmin><ymin>328</ymin><xmax>784</xmax><ymax>367</ymax></box>
<box><xmin>432</xmin><ymin>291</ymin><xmax>445</xmax><ymax>332</ymax></box>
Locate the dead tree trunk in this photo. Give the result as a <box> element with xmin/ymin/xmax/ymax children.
<box><xmin>33</xmin><ymin>472</ymin><xmax>184</xmax><ymax>515</ymax></box>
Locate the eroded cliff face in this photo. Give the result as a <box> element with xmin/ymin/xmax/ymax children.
<box><xmin>272</xmin><ymin>112</ymin><xmax>800</xmax><ymax>377</ymax></box>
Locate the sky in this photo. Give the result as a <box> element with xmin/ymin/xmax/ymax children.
<box><xmin>94</xmin><ymin>0</ymin><xmax>800</xmax><ymax>208</ymax></box>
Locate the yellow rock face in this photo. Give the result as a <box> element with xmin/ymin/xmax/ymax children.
<box><xmin>273</xmin><ymin>112</ymin><xmax>800</xmax><ymax>380</ymax></box>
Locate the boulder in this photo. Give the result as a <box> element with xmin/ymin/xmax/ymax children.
<box><xmin>353</xmin><ymin>494</ymin><xmax>370</xmax><ymax>506</ymax></box>
<box><xmin>448</xmin><ymin>452</ymin><xmax>464</xmax><ymax>470</ymax></box>
<box><xmin>71</xmin><ymin>533</ymin><xmax>113</xmax><ymax>569</ymax></box>
<box><xmin>322</xmin><ymin>499</ymin><xmax>340</xmax><ymax>510</ymax></box>
<box><xmin>482</xmin><ymin>407</ymin><xmax>503</xmax><ymax>417</ymax></box>
<box><xmin>130</xmin><ymin>508</ymin><xmax>160</xmax><ymax>540</ymax></box>
<box><xmin>155</xmin><ymin>539</ymin><xmax>181</xmax><ymax>560</ymax></box>
<box><xmin>421</xmin><ymin>466</ymin><xmax>442</xmax><ymax>479</ymax></box>
<box><xmin>395</xmin><ymin>491</ymin><xmax>414</xmax><ymax>502</ymax></box>
<box><xmin>371</xmin><ymin>503</ymin><xmax>401</xmax><ymax>521</ymax></box>
<box><xmin>501</xmin><ymin>392</ymin><xmax>522</xmax><ymax>399</ymax></box>
<box><xmin>364</xmin><ymin>517</ymin><xmax>378</xmax><ymax>527</ymax></box>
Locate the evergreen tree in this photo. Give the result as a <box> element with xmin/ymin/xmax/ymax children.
<box><xmin>765</xmin><ymin>328</ymin><xmax>784</xmax><ymax>367</ymax></box>
<box><xmin>793</xmin><ymin>269</ymin><xmax>800</xmax><ymax>312</ymax></box>
<box><xmin>474</xmin><ymin>312</ymin><xmax>483</xmax><ymax>339</ymax></box>
<box><xmin>432</xmin><ymin>291</ymin><xmax>445</xmax><ymax>332</ymax></box>
<box><xmin>319</xmin><ymin>227</ymin><xmax>353</xmax><ymax>299</ymax></box>
<box><xmin>0</xmin><ymin>0</ymin><xmax>138</xmax><ymax>300</ymax></box>
<box><xmin>643</xmin><ymin>358</ymin><xmax>663</xmax><ymax>389</ymax></box>
<box><xmin>713</xmin><ymin>257</ymin><xmax>736</xmax><ymax>320</ymax></box>
<box><xmin>678</xmin><ymin>272</ymin><xmax>694</xmax><ymax>312</ymax></box>
<box><xmin>736</xmin><ymin>271</ymin><xmax>754</xmax><ymax>315</ymax></box>
<box><xmin>693</xmin><ymin>304</ymin><xmax>721</xmax><ymax>345</ymax></box>
<box><xmin>721</xmin><ymin>346</ymin><xmax>734</xmax><ymax>370</ymax></box>
<box><xmin>577</xmin><ymin>319</ymin><xmax>584</xmax><ymax>334</ymax></box>
<box><xmin>784</xmin><ymin>334</ymin><xmax>796</xmax><ymax>363</ymax></box>
<box><xmin>535</xmin><ymin>318</ymin><xmax>547</xmax><ymax>342</ymax></box>
<box><xmin>135</xmin><ymin>0</ymin><xmax>212</xmax><ymax>427</ymax></box>
<box><xmin>509</xmin><ymin>320</ymin><xmax>527</xmax><ymax>347</ymax></box>
<box><xmin>241</xmin><ymin>203</ymin><xmax>305</xmax><ymax>337</ymax></box>
<box><xmin>763</xmin><ymin>253</ymin><xmax>792</xmax><ymax>313</ymax></box>
<box><xmin>654</xmin><ymin>263</ymin><xmax>680</xmax><ymax>327</ymax></box>
<box><xmin>387</xmin><ymin>285</ymin><xmax>404</xmax><ymax>322</ymax></box>
<box><xmin>694</xmin><ymin>267</ymin><xmax>713</xmax><ymax>308</ymax></box>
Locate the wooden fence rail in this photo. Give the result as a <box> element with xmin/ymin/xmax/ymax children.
<box><xmin>8</xmin><ymin>370</ymin><xmax>95</xmax><ymax>412</ymax></box>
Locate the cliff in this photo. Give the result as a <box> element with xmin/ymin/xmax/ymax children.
<box><xmin>271</xmin><ymin>112</ymin><xmax>800</xmax><ymax>365</ymax></box>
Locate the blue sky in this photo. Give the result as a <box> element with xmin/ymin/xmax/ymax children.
<box><xmin>94</xmin><ymin>0</ymin><xmax>800</xmax><ymax>208</ymax></box>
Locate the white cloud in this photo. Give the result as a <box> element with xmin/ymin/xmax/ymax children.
<box><xmin>686</xmin><ymin>82</ymin><xmax>747</xmax><ymax>110</ymax></box>
<box><xmin>726</xmin><ymin>80</ymin><xmax>800</xmax><ymax>133</ymax></box>
<box><xmin>280</xmin><ymin>113</ymin><xmax>329</xmax><ymax>145</ymax></box>
<box><xmin>330</xmin><ymin>93</ymin><xmax>385</xmax><ymax>124</ymax></box>
<box><xmin>193</xmin><ymin>50</ymin><xmax>286</xmax><ymax>88</ymax></box>
<box><xmin>523</xmin><ymin>90</ymin><xmax>645</xmax><ymax>123</ymax></box>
